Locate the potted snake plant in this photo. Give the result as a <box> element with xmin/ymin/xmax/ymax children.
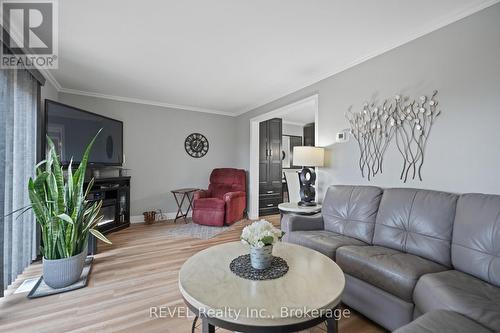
<box><xmin>27</xmin><ymin>130</ymin><xmax>111</xmax><ymax>288</ymax></box>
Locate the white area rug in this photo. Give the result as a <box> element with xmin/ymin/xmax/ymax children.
<box><xmin>164</xmin><ymin>220</ymin><xmax>240</xmax><ymax>240</ymax></box>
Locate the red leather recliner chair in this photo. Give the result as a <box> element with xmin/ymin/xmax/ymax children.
<box><xmin>192</xmin><ymin>168</ymin><xmax>246</xmax><ymax>227</ymax></box>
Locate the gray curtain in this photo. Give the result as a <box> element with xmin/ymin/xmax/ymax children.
<box><xmin>0</xmin><ymin>69</ymin><xmax>38</xmax><ymax>295</ymax></box>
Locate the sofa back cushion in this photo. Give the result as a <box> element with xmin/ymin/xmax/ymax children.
<box><xmin>373</xmin><ymin>188</ymin><xmax>458</xmax><ymax>266</ymax></box>
<box><xmin>323</xmin><ymin>185</ymin><xmax>382</xmax><ymax>243</ymax></box>
<box><xmin>452</xmin><ymin>193</ymin><xmax>500</xmax><ymax>287</ymax></box>
<box><xmin>208</xmin><ymin>168</ymin><xmax>246</xmax><ymax>199</ymax></box>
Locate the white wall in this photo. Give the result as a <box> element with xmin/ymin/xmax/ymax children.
<box><xmin>282</xmin><ymin>123</ymin><xmax>303</xmax><ymax>137</ymax></box>
<box><xmin>58</xmin><ymin>93</ymin><xmax>239</xmax><ymax>217</ymax></box>
<box><xmin>41</xmin><ymin>79</ymin><xmax>58</xmax><ymax>106</ymax></box>
<box><xmin>236</xmin><ymin>4</ymin><xmax>500</xmax><ymax>200</ymax></box>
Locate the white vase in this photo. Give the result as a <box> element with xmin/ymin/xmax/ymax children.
<box><xmin>250</xmin><ymin>245</ymin><xmax>273</xmax><ymax>270</ymax></box>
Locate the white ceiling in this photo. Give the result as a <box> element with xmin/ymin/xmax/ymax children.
<box><xmin>47</xmin><ymin>0</ymin><xmax>498</xmax><ymax>116</ymax></box>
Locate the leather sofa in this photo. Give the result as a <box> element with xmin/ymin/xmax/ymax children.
<box><xmin>282</xmin><ymin>185</ymin><xmax>500</xmax><ymax>332</ymax></box>
<box><xmin>192</xmin><ymin>168</ymin><xmax>246</xmax><ymax>227</ymax></box>
<box><xmin>393</xmin><ymin>310</ymin><xmax>493</xmax><ymax>333</ymax></box>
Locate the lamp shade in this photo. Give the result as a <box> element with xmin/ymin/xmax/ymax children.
<box><xmin>293</xmin><ymin>146</ymin><xmax>324</xmax><ymax>167</ymax></box>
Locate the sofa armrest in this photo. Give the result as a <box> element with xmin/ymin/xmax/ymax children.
<box><xmin>281</xmin><ymin>213</ymin><xmax>324</xmax><ymax>240</ymax></box>
<box><xmin>194</xmin><ymin>189</ymin><xmax>210</xmax><ymax>201</ymax></box>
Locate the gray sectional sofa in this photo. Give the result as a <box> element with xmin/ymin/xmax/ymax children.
<box><xmin>281</xmin><ymin>185</ymin><xmax>500</xmax><ymax>332</ymax></box>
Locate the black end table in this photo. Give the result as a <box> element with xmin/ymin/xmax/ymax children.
<box><xmin>171</xmin><ymin>188</ymin><xmax>198</xmax><ymax>223</ymax></box>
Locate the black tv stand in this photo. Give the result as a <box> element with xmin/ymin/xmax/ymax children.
<box><xmin>86</xmin><ymin>176</ymin><xmax>131</xmax><ymax>254</ymax></box>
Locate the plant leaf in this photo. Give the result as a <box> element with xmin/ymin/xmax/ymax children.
<box><xmin>4</xmin><ymin>203</ymin><xmax>32</xmax><ymax>217</ymax></box>
<box><xmin>72</xmin><ymin>129</ymin><xmax>101</xmax><ymax>221</ymax></box>
<box><xmin>35</xmin><ymin>159</ymin><xmax>47</xmax><ymax>169</ymax></box>
<box><xmin>33</xmin><ymin>171</ymin><xmax>49</xmax><ymax>201</ymax></box>
<box><xmin>47</xmin><ymin>136</ymin><xmax>66</xmax><ymax>214</ymax></box>
<box><xmin>65</xmin><ymin>223</ymin><xmax>73</xmax><ymax>256</ymax></box>
<box><xmin>28</xmin><ymin>179</ymin><xmax>48</xmax><ymax>226</ymax></box>
<box><xmin>82</xmin><ymin>201</ymin><xmax>102</xmax><ymax>233</ymax></box>
<box><xmin>66</xmin><ymin>159</ymin><xmax>73</xmax><ymax>212</ymax></box>
<box><xmin>14</xmin><ymin>206</ymin><xmax>33</xmax><ymax>220</ymax></box>
<box><xmin>46</xmin><ymin>173</ymin><xmax>59</xmax><ymax>213</ymax></box>
<box><xmin>89</xmin><ymin>228</ymin><xmax>112</xmax><ymax>244</ymax></box>
<box><xmin>45</xmin><ymin>140</ymin><xmax>54</xmax><ymax>173</ymax></box>
<box><xmin>57</xmin><ymin>213</ymin><xmax>74</xmax><ymax>224</ymax></box>
<box><xmin>261</xmin><ymin>235</ymin><xmax>274</xmax><ymax>246</ymax></box>
<box><xmin>84</xmin><ymin>178</ymin><xmax>94</xmax><ymax>200</ymax></box>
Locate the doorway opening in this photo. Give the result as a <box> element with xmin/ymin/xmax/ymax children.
<box><xmin>248</xmin><ymin>94</ymin><xmax>319</xmax><ymax>219</ymax></box>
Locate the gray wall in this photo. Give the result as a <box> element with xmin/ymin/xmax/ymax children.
<box><xmin>236</xmin><ymin>4</ymin><xmax>500</xmax><ymax>199</ymax></box>
<box><xmin>49</xmin><ymin>4</ymin><xmax>500</xmax><ymax>219</ymax></box>
<box><xmin>58</xmin><ymin>93</ymin><xmax>239</xmax><ymax>217</ymax></box>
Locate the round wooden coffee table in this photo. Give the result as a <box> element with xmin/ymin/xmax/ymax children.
<box><xmin>179</xmin><ymin>241</ymin><xmax>345</xmax><ymax>332</ymax></box>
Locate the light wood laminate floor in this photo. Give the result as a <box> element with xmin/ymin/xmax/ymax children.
<box><xmin>0</xmin><ymin>215</ymin><xmax>386</xmax><ymax>333</ymax></box>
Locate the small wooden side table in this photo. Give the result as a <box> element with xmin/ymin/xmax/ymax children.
<box><xmin>171</xmin><ymin>188</ymin><xmax>198</xmax><ymax>223</ymax></box>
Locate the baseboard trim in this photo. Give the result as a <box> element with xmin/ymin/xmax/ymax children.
<box><xmin>130</xmin><ymin>212</ymin><xmax>193</xmax><ymax>223</ymax></box>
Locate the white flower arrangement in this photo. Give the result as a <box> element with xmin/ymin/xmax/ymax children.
<box><xmin>241</xmin><ymin>219</ymin><xmax>285</xmax><ymax>248</ymax></box>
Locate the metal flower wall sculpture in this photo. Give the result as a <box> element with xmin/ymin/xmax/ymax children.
<box><xmin>346</xmin><ymin>90</ymin><xmax>441</xmax><ymax>182</ymax></box>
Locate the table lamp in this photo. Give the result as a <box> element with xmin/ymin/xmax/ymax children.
<box><xmin>292</xmin><ymin>146</ymin><xmax>324</xmax><ymax>206</ymax></box>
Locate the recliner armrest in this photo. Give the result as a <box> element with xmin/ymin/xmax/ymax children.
<box><xmin>194</xmin><ymin>189</ymin><xmax>210</xmax><ymax>201</ymax></box>
<box><xmin>223</xmin><ymin>191</ymin><xmax>246</xmax><ymax>202</ymax></box>
<box><xmin>281</xmin><ymin>213</ymin><xmax>324</xmax><ymax>240</ymax></box>
<box><xmin>223</xmin><ymin>191</ymin><xmax>247</xmax><ymax>225</ymax></box>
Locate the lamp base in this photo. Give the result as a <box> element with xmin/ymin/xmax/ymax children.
<box><xmin>298</xmin><ymin>201</ymin><xmax>317</xmax><ymax>207</ymax></box>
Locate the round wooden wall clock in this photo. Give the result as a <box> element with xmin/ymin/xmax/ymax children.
<box><xmin>184</xmin><ymin>133</ymin><xmax>209</xmax><ymax>158</ymax></box>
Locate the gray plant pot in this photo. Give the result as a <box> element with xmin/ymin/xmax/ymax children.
<box><xmin>250</xmin><ymin>245</ymin><xmax>273</xmax><ymax>270</ymax></box>
<box><xmin>42</xmin><ymin>250</ymin><xmax>86</xmax><ymax>289</ymax></box>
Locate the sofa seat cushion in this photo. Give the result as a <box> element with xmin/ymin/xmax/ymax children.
<box><xmin>413</xmin><ymin>270</ymin><xmax>500</xmax><ymax>332</ymax></box>
<box><xmin>336</xmin><ymin>245</ymin><xmax>447</xmax><ymax>302</ymax></box>
<box><xmin>194</xmin><ymin>198</ymin><xmax>225</xmax><ymax>210</ymax></box>
<box><xmin>287</xmin><ymin>230</ymin><xmax>366</xmax><ymax>259</ymax></box>
<box><xmin>394</xmin><ymin>310</ymin><xmax>492</xmax><ymax>333</ymax></box>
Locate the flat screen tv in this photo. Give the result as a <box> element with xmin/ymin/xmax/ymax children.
<box><xmin>45</xmin><ymin>100</ymin><xmax>123</xmax><ymax>166</ymax></box>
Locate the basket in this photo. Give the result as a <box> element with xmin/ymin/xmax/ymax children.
<box><xmin>143</xmin><ymin>211</ymin><xmax>157</xmax><ymax>224</ymax></box>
